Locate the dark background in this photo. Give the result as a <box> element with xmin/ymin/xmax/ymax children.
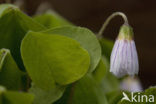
<box><xmin>1</xmin><ymin>0</ymin><xmax>156</xmax><ymax>89</ymax></box>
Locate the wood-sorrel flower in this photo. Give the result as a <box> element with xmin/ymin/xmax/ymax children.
<box><xmin>110</xmin><ymin>24</ymin><xmax>139</xmax><ymax>77</ymax></box>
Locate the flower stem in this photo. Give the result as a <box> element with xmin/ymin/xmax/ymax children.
<box><xmin>98</xmin><ymin>12</ymin><xmax>129</xmax><ymax>38</ymax></box>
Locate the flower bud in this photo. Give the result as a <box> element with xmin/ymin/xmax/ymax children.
<box><xmin>120</xmin><ymin>76</ymin><xmax>143</xmax><ymax>92</ymax></box>
<box><xmin>110</xmin><ymin>24</ymin><xmax>139</xmax><ymax>77</ymax></box>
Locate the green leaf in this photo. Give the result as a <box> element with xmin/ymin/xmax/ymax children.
<box><xmin>33</xmin><ymin>11</ymin><xmax>72</xmax><ymax>28</ymax></box>
<box><xmin>98</xmin><ymin>38</ymin><xmax>114</xmax><ymax>60</ymax></box>
<box><xmin>29</xmin><ymin>83</ymin><xmax>65</xmax><ymax>104</ymax></box>
<box><xmin>93</xmin><ymin>55</ymin><xmax>119</xmax><ymax>93</ymax></box>
<box><xmin>145</xmin><ymin>86</ymin><xmax>156</xmax><ymax>97</ymax></box>
<box><xmin>3</xmin><ymin>91</ymin><xmax>34</xmax><ymax>104</ymax></box>
<box><xmin>101</xmin><ymin>72</ymin><xmax>120</xmax><ymax>93</ymax></box>
<box><xmin>0</xmin><ymin>86</ymin><xmax>6</xmax><ymax>104</ymax></box>
<box><xmin>0</xmin><ymin>4</ymin><xmax>46</xmax><ymax>70</ymax></box>
<box><xmin>54</xmin><ymin>74</ymin><xmax>108</xmax><ymax>104</ymax></box>
<box><xmin>43</xmin><ymin>26</ymin><xmax>101</xmax><ymax>72</ymax></box>
<box><xmin>0</xmin><ymin>86</ymin><xmax>34</xmax><ymax>104</ymax></box>
<box><xmin>106</xmin><ymin>90</ymin><xmax>123</xmax><ymax>104</ymax></box>
<box><xmin>97</xmin><ymin>37</ymin><xmax>119</xmax><ymax>93</ymax></box>
<box><xmin>0</xmin><ymin>49</ymin><xmax>24</xmax><ymax>90</ymax></box>
<box><xmin>21</xmin><ymin>31</ymin><xmax>90</xmax><ymax>90</ymax></box>
<box><xmin>93</xmin><ymin>57</ymin><xmax>108</xmax><ymax>83</ymax></box>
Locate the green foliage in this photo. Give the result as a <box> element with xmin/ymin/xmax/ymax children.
<box><xmin>93</xmin><ymin>58</ymin><xmax>107</xmax><ymax>82</ymax></box>
<box><xmin>0</xmin><ymin>4</ymin><xmax>46</xmax><ymax>70</ymax></box>
<box><xmin>99</xmin><ymin>38</ymin><xmax>114</xmax><ymax>60</ymax></box>
<box><xmin>0</xmin><ymin>86</ymin><xmax>34</xmax><ymax>104</ymax></box>
<box><xmin>93</xmin><ymin>56</ymin><xmax>120</xmax><ymax>93</ymax></box>
<box><xmin>42</xmin><ymin>26</ymin><xmax>101</xmax><ymax>72</ymax></box>
<box><xmin>97</xmin><ymin>38</ymin><xmax>120</xmax><ymax>93</ymax></box>
<box><xmin>21</xmin><ymin>31</ymin><xmax>90</xmax><ymax>90</ymax></box>
<box><xmin>3</xmin><ymin>91</ymin><xmax>34</xmax><ymax>104</ymax></box>
<box><xmin>145</xmin><ymin>86</ymin><xmax>156</xmax><ymax>97</ymax></box>
<box><xmin>33</xmin><ymin>11</ymin><xmax>72</xmax><ymax>28</ymax></box>
<box><xmin>106</xmin><ymin>90</ymin><xmax>123</xmax><ymax>104</ymax></box>
<box><xmin>29</xmin><ymin>83</ymin><xmax>65</xmax><ymax>104</ymax></box>
<box><xmin>54</xmin><ymin>74</ymin><xmax>108</xmax><ymax>104</ymax></box>
<box><xmin>0</xmin><ymin>49</ymin><xmax>24</xmax><ymax>90</ymax></box>
<box><xmin>0</xmin><ymin>3</ymin><xmax>155</xmax><ymax>104</ymax></box>
<box><xmin>0</xmin><ymin>86</ymin><xmax>6</xmax><ymax>104</ymax></box>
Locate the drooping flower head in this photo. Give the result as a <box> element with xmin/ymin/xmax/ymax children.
<box><xmin>110</xmin><ymin>24</ymin><xmax>139</xmax><ymax>77</ymax></box>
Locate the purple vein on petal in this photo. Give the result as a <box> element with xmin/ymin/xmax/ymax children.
<box><xmin>112</xmin><ymin>40</ymin><xmax>120</xmax><ymax>69</ymax></box>
<box><xmin>130</xmin><ymin>41</ymin><xmax>134</xmax><ymax>74</ymax></box>
<box><xmin>125</xmin><ymin>40</ymin><xmax>128</xmax><ymax>73</ymax></box>
<box><xmin>121</xmin><ymin>40</ymin><xmax>127</xmax><ymax>75</ymax></box>
<box><xmin>127</xmin><ymin>41</ymin><xmax>131</xmax><ymax>75</ymax></box>
<box><xmin>119</xmin><ymin>40</ymin><xmax>125</xmax><ymax>76</ymax></box>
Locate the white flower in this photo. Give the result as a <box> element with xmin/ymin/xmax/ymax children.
<box><xmin>110</xmin><ymin>25</ymin><xmax>139</xmax><ymax>77</ymax></box>
<box><xmin>120</xmin><ymin>76</ymin><xmax>143</xmax><ymax>92</ymax></box>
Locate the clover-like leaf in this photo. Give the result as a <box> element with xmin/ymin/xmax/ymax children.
<box><xmin>21</xmin><ymin>31</ymin><xmax>90</xmax><ymax>90</ymax></box>
<box><xmin>0</xmin><ymin>49</ymin><xmax>24</xmax><ymax>90</ymax></box>
<box><xmin>106</xmin><ymin>90</ymin><xmax>123</xmax><ymax>104</ymax></box>
<box><xmin>29</xmin><ymin>83</ymin><xmax>65</xmax><ymax>104</ymax></box>
<box><xmin>145</xmin><ymin>86</ymin><xmax>156</xmax><ymax>97</ymax></box>
<box><xmin>0</xmin><ymin>86</ymin><xmax>34</xmax><ymax>104</ymax></box>
<box><xmin>0</xmin><ymin>86</ymin><xmax>6</xmax><ymax>103</ymax></box>
<box><xmin>3</xmin><ymin>91</ymin><xmax>34</xmax><ymax>104</ymax></box>
<box><xmin>93</xmin><ymin>56</ymin><xmax>119</xmax><ymax>93</ymax></box>
<box><xmin>0</xmin><ymin>4</ymin><xmax>46</xmax><ymax>70</ymax></box>
<box><xmin>33</xmin><ymin>10</ymin><xmax>72</xmax><ymax>28</ymax></box>
<box><xmin>99</xmin><ymin>38</ymin><xmax>114</xmax><ymax>60</ymax></box>
<box><xmin>93</xmin><ymin>57</ymin><xmax>108</xmax><ymax>83</ymax></box>
<box><xmin>55</xmin><ymin>74</ymin><xmax>108</xmax><ymax>104</ymax></box>
<box><xmin>43</xmin><ymin>26</ymin><xmax>101</xmax><ymax>72</ymax></box>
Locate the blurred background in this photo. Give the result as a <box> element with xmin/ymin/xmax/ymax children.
<box><xmin>0</xmin><ymin>0</ymin><xmax>156</xmax><ymax>89</ymax></box>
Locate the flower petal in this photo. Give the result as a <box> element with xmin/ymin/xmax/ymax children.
<box><xmin>110</xmin><ymin>39</ymin><xmax>139</xmax><ymax>77</ymax></box>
